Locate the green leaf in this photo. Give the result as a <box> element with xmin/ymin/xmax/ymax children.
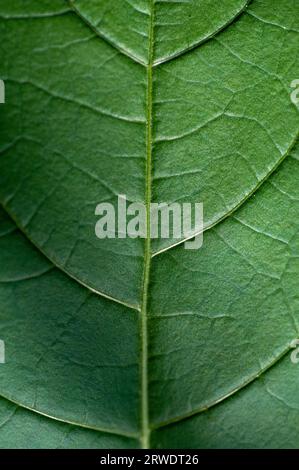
<box><xmin>0</xmin><ymin>0</ymin><xmax>298</xmax><ymax>449</ymax></box>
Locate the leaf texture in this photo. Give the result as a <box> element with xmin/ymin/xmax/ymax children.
<box><xmin>0</xmin><ymin>0</ymin><xmax>298</xmax><ymax>449</ymax></box>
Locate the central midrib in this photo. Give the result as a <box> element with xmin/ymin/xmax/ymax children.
<box><xmin>140</xmin><ymin>0</ymin><xmax>155</xmax><ymax>450</ymax></box>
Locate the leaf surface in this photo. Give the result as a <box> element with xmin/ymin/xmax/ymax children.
<box><xmin>0</xmin><ymin>0</ymin><xmax>298</xmax><ymax>449</ymax></box>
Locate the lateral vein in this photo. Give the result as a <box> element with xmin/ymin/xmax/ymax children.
<box><xmin>151</xmin><ymin>342</ymin><xmax>295</xmax><ymax>431</ymax></box>
<box><xmin>0</xmin><ymin>391</ymin><xmax>139</xmax><ymax>440</ymax></box>
<box><xmin>0</xmin><ymin>204</ymin><xmax>140</xmax><ymax>312</ymax></box>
